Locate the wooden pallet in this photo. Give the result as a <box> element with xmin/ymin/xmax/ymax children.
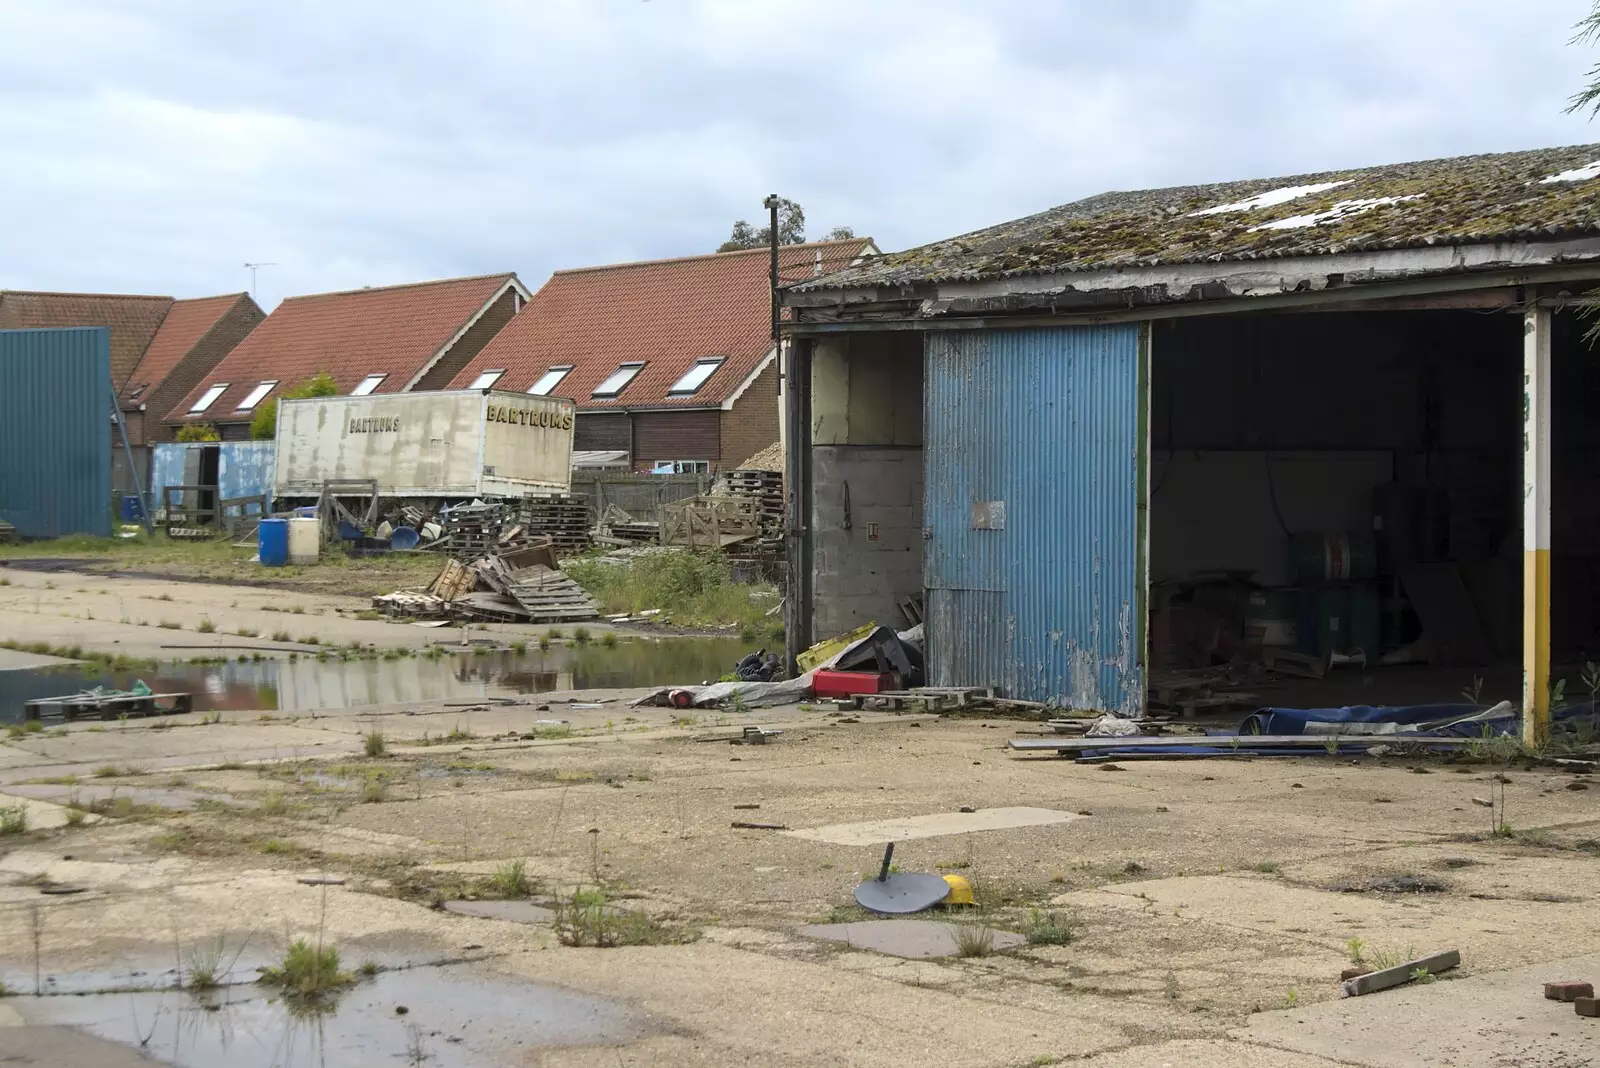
<box><xmin>835</xmin><ymin>687</ymin><xmax>992</xmax><ymax>713</ymax></box>
<box><xmin>25</xmin><ymin>692</ymin><xmax>193</xmax><ymax>722</ymax></box>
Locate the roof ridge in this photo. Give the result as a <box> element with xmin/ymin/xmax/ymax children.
<box><xmin>280</xmin><ymin>272</ymin><xmax>515</xmax><ymax>301</ymax></box>
<box><xmin>173</xmin><ymin>292</ymin><xmax>250</xmax><ymax>304</ymax></box>
<box><xmin>0</xmin><ymin>290</ymin><xmax>173</xmax><ymax>300</ymax></box>
<box><xmin>552</xmin><ymin>238</ymin><xmax>874</xmax><ymax>277</ymax></box>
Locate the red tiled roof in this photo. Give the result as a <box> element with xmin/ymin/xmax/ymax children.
<box><xmin>0</xmin><ymin>290</ymin><xmax>173</xmax><ymax>388</ymax></box>
<box><xmin>168</xmin><ymin>273</ymin><xmax>519</xmax><ymax>423</ymax></box>
<box><xmin>120</xmin><ymin>293</ymin><xmax>258</xmax><ymax>404</ymax></box>
<box><xmin>447</xmin><ymin>239</ymin><xmax>875</xmax><ymax>409</ymax></box>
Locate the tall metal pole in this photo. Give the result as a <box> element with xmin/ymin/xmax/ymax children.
<box><xmin>110</xmin><ymin>370</ymin><xmax>153</xmax><ymax>536</ymax></box>
<box><xmin>1522</xmin><ymin>297</ymin><xmax>1553</xmax><ymax>747</ymax></box>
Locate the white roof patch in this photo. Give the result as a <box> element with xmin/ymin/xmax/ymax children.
<box><xmin>1540</xmin><ymin>160</ymin><xmax>1600</xmax><ymax>184</ymax></box>
<box><xmin>1187</xmin><ymin>181</ymin><xmax>1349</xmax><ymax>217</ymax></box>
<box><xmin>1249</xmin><ymin>194</ymin><xmax>1426</xmax><ymax>232</ymax></box>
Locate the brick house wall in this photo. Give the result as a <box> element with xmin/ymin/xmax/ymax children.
<box><xmin>632</xmin><ymin>410</ymin><xmax>721</xmax><ymax>470</ymax></box>
<box><xmin>718</xmin><ymin>359</ymin><xmax>779</xmax><ymax>471</ymax></box>
<box><xmin>138</xmin><ymin>297</ymin><xmax>265</xmax><ymax>445</ymax></box>
<box><xmin>411</xmin><ymin>289</ymin><xmax>520</xmax><ymax>392</ymax></box>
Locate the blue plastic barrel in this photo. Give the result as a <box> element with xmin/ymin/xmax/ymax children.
<box><xmin>389</xmin><ymin>526</ymin><xmax>420</xmax><ymax>550</ymax></box>
<box><xmin>120</xmin><ymin>494</ymin><xmax>145</xmax><ymax>523</ymax></box>
<box><xmin>259</xmin><ymin>518</ymin><xmax>290</xmax><ymax>567</ymax></box>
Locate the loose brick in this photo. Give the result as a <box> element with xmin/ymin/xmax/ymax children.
<box><xmin>1545</xmin><ymin>981</ymin><xmax>1595</xmax><ymax>1002</ymax></box>
<box><xmin>1576</xmin><ymin>997</ymin><xmax>1598</xmax><ymax>1018</ymax></box>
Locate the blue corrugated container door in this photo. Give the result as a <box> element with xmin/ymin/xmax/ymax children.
<box><xmin>924</xmin><ymin>325</ymin><xmax>1146</xmax><ymax>713</ymax></box>
<box><xmin>0</xmin><ymin>328</ymin><xmax>112</xmax><ymax>538</ymax></box>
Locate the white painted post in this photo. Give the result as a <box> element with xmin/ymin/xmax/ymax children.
<box><xmin>1523</xmin><ymin>302</ymin><xmax>1553</xmax><ymax>748</ymax></box>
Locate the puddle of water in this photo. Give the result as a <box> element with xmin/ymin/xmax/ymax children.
<box><xmin>0</xmin><ymin>638</ymin><xmax>757</xmax><ymax>722</ymax></box>
<box><xmin>20</xmin><ymin>962</ymin><xmax>650</xmax><ymax>1066</ymax></box>
<box><xmin>798</xmin><ymin>919</ymin><xmax>1027</xmax><ymax>959</ymax></box>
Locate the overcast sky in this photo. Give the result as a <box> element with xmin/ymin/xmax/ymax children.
<box><xmin>2</xmin><ymin>0</ymin><xmax>1599</xmax><ymax>311</ymax></box>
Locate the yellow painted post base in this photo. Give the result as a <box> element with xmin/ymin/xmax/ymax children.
<box><xmin>1523</xmin><ymin>548</ymin><xmax>1551</xmax><ymax>748</ymax></box>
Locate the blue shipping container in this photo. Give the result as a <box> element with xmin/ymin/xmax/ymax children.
<box><xmin>0</xmin><ymin>328</ymin><xmax>112</xmax><ymax>538</ymax></box>
<box><xmin>923</xmin><ymin>325</ymin><xmax>1146</xmax><ymax>713</ymax></box>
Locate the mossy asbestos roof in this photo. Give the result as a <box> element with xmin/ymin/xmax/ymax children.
<box><xmin>793</xmin><ymin>144</ymin><xmax>1600</xmax><ymax>291</ymax></box>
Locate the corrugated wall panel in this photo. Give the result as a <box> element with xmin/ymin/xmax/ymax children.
<box><xmin>0</xmin><ymin>328</ymin><xmax>112</xmax><ymax>537</ymax></box>
<box><xmin>924</xmin><ymin>325</ymin><xmax>1145</xmax><ymax>711</ymax></box>
<box><xmin>219</xmin><ymin>442</ymin><xmax>276</xmax><ymax>501</ymax></box>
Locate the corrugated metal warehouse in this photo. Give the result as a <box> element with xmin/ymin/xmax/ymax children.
<box><xmin>0</xmin><ymin>327</ymin><xmax>112</xmax><ymax>538</ymax></box>
<box><xmin>780</xmin><ymin>142</ymin><xmax>1600</xmax><ymax>743</ymax></box>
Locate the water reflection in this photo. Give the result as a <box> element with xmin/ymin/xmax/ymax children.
<box><xmin>22</xmin><ymin>962</ymin><xmax>651</xmax><ymax>1067</ymax></box>
<box><xmin>0</xmin><ymin>638</ymin><xmax>756</xmax><ymax>721</ymax></box>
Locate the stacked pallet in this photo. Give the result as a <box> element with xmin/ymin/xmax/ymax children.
<box><xmin>516</xmin><ymin>494</ymin><xmax>591</xmax><ymax>555</ymax></box>
<box><xmin>439</xmin><ymin>502</ymin><xmax>507</xmax><ymax>558</ymax></box>
<box><xmin>723</xmin><ymin>469</ymin><xmax>785</xmax><ymax>558</ymax></box>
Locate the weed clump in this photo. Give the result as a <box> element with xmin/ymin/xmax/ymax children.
<box><xmin>363</xmin><ymin>730</ymin><xmax>386</xmax><ymax>758</ymax></box>
<box><xmin>0</xmin><ymin>804</ymin><xmax>27</xmax><ymax>836</ymax></box>
<box><xmin>552</xmin><ymin>888</ymin><xmax>688</xmax><ymax>947</ymax></box>
<box><xmin>1022</xmin><ymin>909</ymin><xmax>1074</xmax><ymax>946</ymax></box>
<box><xmin>484</xmin><ymin>859</ymin><xmax>531</xmax><ymax>898</ymax></box>
<box><xmin>948</xmin><ymin>922</ymin><xmax>997</xmax><ymax>957</ymax></box>
<box><xmin>260</xmin><ymin>938</ymin><xmax>352</xmax><ymax>997</ymax></box>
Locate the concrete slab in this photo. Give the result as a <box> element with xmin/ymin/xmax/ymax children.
<box><xmin>1083</xmin><ymin>1039</ymin><xmax>1354</xmax><ymax>1067</ymax></box>
<box><xmin>798</xmin><ymin>919</ymin><xmax>1027</xmax><ymax>958</ymax></box>
<box><xmin>0</xmin><ymin>648</ymin><xmax>76</xmax><ymax>670</ymax></box>
<box><xmin>0</xmin><ymin>1024</ymin><xmax>165</xmax><ymax>1067</ymax></box>
<box><xmin>784</xmin><ymin>806</ymin><xmax>1082</xmax><ymax>846</ymax></box>
<box><xmin>1242</xmin><ymin>951</ymin><xmax>1600</xmax><ymax>1067</ymax></box>
<box><xmin>443</xmin><ymin>899</ymin><xmax>555</xmax><ymax>924</ymax></box>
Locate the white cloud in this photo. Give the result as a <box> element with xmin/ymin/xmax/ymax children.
<box><xmin>0</xmin><ymin>0</ymin><xmax>1596</xmax><ymax>312</ymax></box>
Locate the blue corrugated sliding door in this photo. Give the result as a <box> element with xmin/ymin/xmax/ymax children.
<box><xmin>924</xmin><ymin>324</ymin><xmax>1147</xmax><ymax>713</ymax></box>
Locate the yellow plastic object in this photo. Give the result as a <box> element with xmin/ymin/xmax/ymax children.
<box><xmin>942</xmin><ymin>873</ymin><xmax>975</xmax><ymax>906</ymax></box>
<box><xmin>796</xmin><ymin>622</ymin><xmax>879</xmax><ymax>673</ymax></box>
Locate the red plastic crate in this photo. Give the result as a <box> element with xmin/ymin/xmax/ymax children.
<box><xmin>812</xmin><ymin>670</ymin><xmax>899</xmax><ymax>699</ymax></box>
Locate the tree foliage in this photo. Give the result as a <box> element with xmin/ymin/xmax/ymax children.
<box><xmin>1572</xmin><ymin>2</ymin><xmax>1600</xmax><ymax>117</ymax></box>
<box><xmin>718</xmin><ymin>198</ymin><xmax>807</xmax><ymax>251</ymax></box>
<box><xmin>175</xmin><ymin>423</ymin><xmax>220</xmax><ymax>443</ymax></box>
<box><xmin>250</xmin><ymin>371</ymin><xmax>339</xmax><ymax>440</ymax></box>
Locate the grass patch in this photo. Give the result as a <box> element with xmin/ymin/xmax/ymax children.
<box><xmin>483</xmin><ymin>859</ymin><xmax>531</xmax><ymax>898</ymax></box>
<box><xmin>255</xmin><ymin>838</ymin><xmax>292</xmax><ymax>854</ymax></box>
<box><xmin>361</xmin><ymin>778</ymin><xmax>387</xmax><ymax>804</ymax></box>
<box><xmin>258</xmin><ymin>792</ymin><xmax>288</xmax><ymax>816</ymax></box>
<box><xmin>1251</xmin><ymin>861</ymin><xmax>1282</xmax><ymax>874</ymax></box>
<box><xmin>158</xmin><ymin>620</ymin><xmax>182</xmax><ymax>630</ymax></box>
<box><xmin>948</xmin><ymin>922</ymin><xmax>997</xmax><ymax>957</ymax></box>
<box><xmin>184</xmin><ymin>932</ymin><xmax>249</xmax><ymax>990</ymax></box>
<box><xmin>563</xmin><ymin>550</ymin><xmax>777</xmax><ymax>630</ymax></box>
<box><xmin>0</xmin><ymin>804</ymin><xmax>27</xmax><ymax>836</ymax></box>
<box><xmin>196</xmin><ymin>617</ymin><xmax>217</xmax><ymax>633</ymax></box>
<box><xmin>353</xmin><ymin>609</ymin><xmax>382</xmax><ymax>621</ymax></box>
<box><xmin>271</xmin><ymin>629</ymin><xmax>292</xmax><ymax>643</ymax></box>
<box><xmin>235</xmin><ymin>626</ymin><xmax>259</xmax><ymax>638</ymax></box>
<box><xmin>260</xmin><ymin>938</ymin><xmax>352</xmax><ymax>997</ymax></box>
<box><xmin>363</xmin><ymin>730</ymin><xmax>387</xmax><ymax>758</ymax></box>
<box><xmin>63</xmin><ymin>806</ymin><xmax>86</xmax><ymax>827</ymax></box>
<box><xmin>552</xmin><ymin>888</ymin><xmax>689</xmax><ymax>947</ymax></box>
<box><xmin>1022</xmin><ymin>908</ymin><xmax>1074</xmax><ymax>946</ymax></box>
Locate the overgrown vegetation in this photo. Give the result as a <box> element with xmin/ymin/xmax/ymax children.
<box><xmin>251</xmin><ymin>371</ymin><xmax>337</xmax><ymax>440</ymax></box>
<box><xmin>363</xmin><ymin>730</ymin><xmax>386</xmax><ymax>758</ymax></box>
<box><xmin>0</xmin><ymin>805</ymin><xmax>26</xmax><ymax>836</ymax></box>
<box><xmin>563</xmin><ymin>550</ymin><xmax>776</xmax><ymax>629</ymax></box>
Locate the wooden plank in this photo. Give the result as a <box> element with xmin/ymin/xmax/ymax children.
<box><xmin>1340</xmin><ymin>949</ymin><xmax>1459</xmax><ymax>997</ymax></box>
<box><xmin>1007</xmin><ymin>734</ymin><xmax>1477</xmax><ymax>752</ymax></box>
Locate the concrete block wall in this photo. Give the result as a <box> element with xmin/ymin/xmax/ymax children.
<box><xmin>812</xmin><ymin>445</ymin><xmax>923</xmax><ymax>638</ymax></box>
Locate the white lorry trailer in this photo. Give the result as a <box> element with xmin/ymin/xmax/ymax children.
<box><xmin>273</xmin><ymin>389</ymin><xmax>576</xmax><ymax>499</ymax></box>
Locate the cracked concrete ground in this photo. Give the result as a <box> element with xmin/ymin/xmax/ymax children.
<box><xmin>2</xmin><ymin>579</ymin><xmax>1599</xmax><ymax>1065</ymax></box>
